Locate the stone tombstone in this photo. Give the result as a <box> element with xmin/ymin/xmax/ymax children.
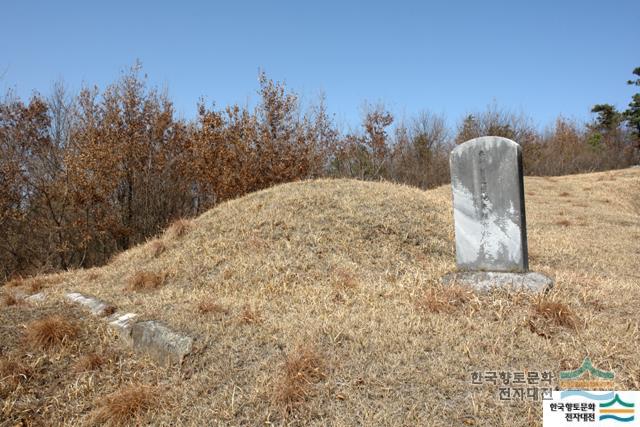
<box><xmin>444</xmin><ymin>136</ymin><xmax>552</xmax><ymax>292</ymax></box>
<box><xmin>450</xmin><ymin>136</ymin><xmax>528</xmax><ymax>272</ymax></box>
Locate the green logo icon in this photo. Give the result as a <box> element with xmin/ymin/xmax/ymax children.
<box><xmin>560</xmin><ymin>357</ymin><xmax>614</xmax><ymax>380</ymax></box>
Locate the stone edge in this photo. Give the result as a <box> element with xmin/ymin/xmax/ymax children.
<box><xmin>440</xmin><ymin>271</ymin><xmax>554</xmax><ymax>293</ymax></box>
<box><xmin>64</xmin><ymin>291</ymin><xmax>192</xmax><ymax>366</ymax></box>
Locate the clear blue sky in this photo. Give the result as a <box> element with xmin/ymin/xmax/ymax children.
<box><xmin>2</xmin><ymin>0</ymin><xmax>638</xmax><ymax>131</ymax></box>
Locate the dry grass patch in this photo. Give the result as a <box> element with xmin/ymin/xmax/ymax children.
<box><xmin>528</xmin><ymin>299</ymin><xmax>578</xmax><ymax>338</ymax></box>
<box><xmin>556</xmin><ymin>219</ymin><xmax>571</xmax><ymax>227</ymax></box>
<box><xmin>0</xmin><ymin>358</ymin><xmax>31</xmax><ymax>395</ymax></box>
<box><xmin>559</xmin><ymin>191</ymin><xmax>571</xmax><ymax>197</ymax></box>
<box><xmin>239</xmin><ymin>305</ymin><xmax>261</xmax><ymax>324</ymax></box>
<box><xmin>4</xmin><ymin>276</ymin><xmax>25</xmax><ymax>287</ymax></box>
<box><xmin>532</xmin><ymin>300</ymin><xmax>577</xmax><ymax>329</ymax></box>
<box><xmin>91</xmin><ymin>384</ymin><xmax>164</xmax><ymax>426</ymax></box>
<box><xmin>272</xmin><ymin>345</ymin><xmax>326</xmax><ymax>416</ymax></box>
<box><xmin>125</xmin><ymin>271</ymin><xmax>167</xmax><ymax>292</ymax></box>
<box><xmin>416</xmin><ymin>284</ymin><xmax>475</xmax><ymax>314</ymax></box>
<box><xmin>197</xmin><ymin>299</ymin><xmax>228</xmax><ymax>316</ymax></box>
<box><xmin>3</xmin><ymin>274</ymin><xmax>63</xmax><ymax>292</ymax></box>
<box><xmin>166</xmin><ymin>218</ymin><xmax>192</xmax><ymax>239</ymax></box>
<box><xmin>149</xmin><ymin>239</ymin><xmax>166</xmax><ymax>258</ymax></box>
<box><xmin>75</xmin><ymin>352</ymin><xmax>106</xmax><ymax>372</ymax></box>
<box><xmin>2</xmin><ymin>292</ymin><xmax>20</xmax><ymax>306</ymax></box>
<box><xmin>331</xmin><ymin>267</ymin><xmax>359</xmax><ymax>291</ymax></box>
<box><xmin>24</xmin><ymin>315</ymin><xmax>78</xmax><ymax>349</ymax></box>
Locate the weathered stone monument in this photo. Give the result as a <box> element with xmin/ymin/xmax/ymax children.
<box><xmin>442</xmin><ymin>136</ymin><xmax>552</xmax><ymax>292</ymax></box>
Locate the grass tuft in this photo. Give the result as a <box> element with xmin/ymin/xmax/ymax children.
<box><xmin>197</xmin><ymin>299</ymin><xmax>228</xmax><ymax>316</ymax></box>
<box><xmin>239</xmin><ymin>305</ymin><xmax>261</xmax><ymax>324</ymax></box>
<box><xmin>0</xmin><ymin>358</ymin><xmax>31</xmax><ymax>396</ymax></box>
<box><xmin>125</xmin><ymin>271</ymin><xmax>167</xmax><ymax>292</ymax></box>
<box><xmin>150</xmin><ymin>240</ymin><xmax>166</xmax><ymax>258</ymax></box>
<box><xmin>332</xmin><ymin>267</ymin><xmax>358</xmax><ymax>291</ymax></box>
<box><xmin>531</xmin><ymin>300</ymin><xmax>577</xmax><ymax>330</ymax></box>
<box><xmin>166</xmin><ymin>219</ymin><xmax>192</xmax><ymax>239</ymax></box>
<box><xmin>2</xmin><ymin>292</ymin><xmax>19</xmax><ymax>306</ymax></box>
<box><xmin>91</xmin><ymin>384</ymin><xmax>163</xmax><ymax>426</ymax></box>
<box><xmin>4</xmin><ymin>277</ymin><xmax>25</xmax><ymax>287</ymax></box>
<box><xmin>75</xmin><ymin>352</ymin><xmax>106</xmax><ymax>372</ymax></box>
<box><xmin>416</xmin><ymin>284</ymin><xmax>474</xmax><ymax>314</ymax></box>
<box><xmin>556</xmin><ymin>219</ymin><xmax>571</xmax><ymax>227</ymax></box>
<box><xmin>24</xmin><ymin>315</ymin><xmax>79</xmax><ymax>349</ymax></box>
<box><xmin>272</xmin><ymin>345</ymin><xmax>326</xmax><ymax>416</ymax></box>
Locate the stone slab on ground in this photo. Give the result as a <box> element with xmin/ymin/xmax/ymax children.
<box><xmin>65</xmin><ymin>292</ymin><xmax>115</xmax><ymax>316</ymax></box>
<box><xmin>25</xmin><ymin>292</ymin><xmax>46</xmax><ymax>304</ymax></box>
<box><xmin>65</xmin><ymin>291</ymin><xmax>192</xmax><ymax>366</ymax></box>
<box><xmin>131</xmin><ymin>320</ymin><xmax>193</xmax><ymax>366</ymax></box>
<box><xmin>107</xmin><ymin>312</ymin><xmax>139</xmax><ymax>345</ymax></box>
<box><xmin>441</xmin><ymin>271</ymin><xmax>553</xmax><ymax>293</ymax></box>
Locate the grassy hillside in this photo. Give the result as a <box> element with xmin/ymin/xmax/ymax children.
<box><xmin>1</xmin><ymin>168</ymin><xmax>639</xmax><ymax>426</ymax></box>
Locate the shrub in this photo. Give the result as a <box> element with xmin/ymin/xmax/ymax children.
<box><xmin>91</xmin><ymin>384</ymin><xmax>163</xmax><ymax>425</ymax></box>
<box><xmin>25</xmin><ymin>316</ymin><xmax>78</xmax><ymax>349</ymax></box>
<box><xmin>272</xmin><ymin>345</ymin><xmax>325</xmax><ymax>415</ymax></box>
<box><xmin>126</xmin><ymin>271</ymin><xmax>167</xmax><ymax>292</ymax></box>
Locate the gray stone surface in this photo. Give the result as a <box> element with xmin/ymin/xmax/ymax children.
<box><xmin>450</xmin><ymin>136</ymin><xmax>528</xmax><ymax>272</ymax></box>
<box><xmin>25</xmin><ymin>292</ymin><xmax>46</xmax><ymax>303</ymax></box>
<box><xmin>441</xmin><ymin>271</ymin><xmax>553</xmax><ymax>292</ymax></box>
<box><xmin>130</xmin><ymin>320</ymin><xmax>193</xmax><ymax>366</ymax></box>
<box><xmin>65</xmin><ymin>292</ymin><xmax>115</xmax><ymax>316</ymax></box>
<box><xmin>108</xmin><ymin>312</ymin><xmax>139</xmax><ymax>345</ymax></box>
<box><xmin>65</xmin><ymin>291</ymin><xmax>192</xmax><ymax>366</ymax></box>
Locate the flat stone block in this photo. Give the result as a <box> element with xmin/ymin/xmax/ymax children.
<box><xmin>130</xmin><ymin>320</ymin><xmax>193</xmax><ymax>366</ymax></box>
<box><xmin>65</xmin><ymin>292</ymin><xmax>115</xmax><ymax>316</ymax></box>
<box><xmin>25</xmin><ymin>292</ymin><xmax>46</xmax><ymax>303</ymax></box>
<box><xmin>64</xmin><ymin>291</ymin><xmax>192</xmax><ymax>366</ymax></box>
<box><xmin>107</xmin><ymin>312</ymin><xmax>139</xmax><ymax>345</ymax></box>
<box><xmin>441</xmin><ymin>271</ymin><xmax>553</xmax><ymax>293</ymax></box>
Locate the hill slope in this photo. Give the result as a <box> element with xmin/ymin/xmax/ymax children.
<box><xmin>2</xmin><ymin>168</ymin><xmax>639</xmax><ymax>426</ymax></box>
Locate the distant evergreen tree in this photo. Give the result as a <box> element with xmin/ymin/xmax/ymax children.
<box><xmin>623</xmin><ymin>67</ymin><xmax>640</xmax><ymax>147</ymax></box>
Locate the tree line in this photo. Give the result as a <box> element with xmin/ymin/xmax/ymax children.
<box><xmin>1</xmin><ymin>64</ymin><xmax>638</xmax><ymax>281</ymax></box>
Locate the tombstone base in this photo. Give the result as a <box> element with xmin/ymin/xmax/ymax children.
<box><xmin>441</xmin><ymin>271</ymin><xmax>553</xmax><ymax>293</ymax></box>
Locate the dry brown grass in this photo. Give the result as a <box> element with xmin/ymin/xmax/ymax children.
<box><xmin>125</xmin><ymin>271</ymin><xmax>167</xmax><ymax>292</ymax></box>
<box><xmin>272</xmin><ymin>345</ymin><xmax>326</xmax><ymax>416</ymax></box>
<box><xmin>150</xmin><ymin>239</ymin><xmax>166</xmax><ymax>258</ymax></box>
<box><xmin>91</xmin><ymin>384</ymin><xmax>164</xmax><ymax>426</ymax></box>
<box><xmin>1</xmin><ymin>301</ymin><xmax>164</xmax><ymax>425</ymax></box>
<box><xmin>197</xmin><ymin>299</ymin><xmax>228</xmax><ymax>316</ymax></box>
<box><xmin>0</xmin><ymin>358</ymin><xmax>31</xmax><ymax>395</ymax></box>
<box><xmin>75</xmin><ymin>352</ymin><xmax>106</xmax><ymax>372</ymax></box>
<box><xmin>416</xmin><ymin>284</ymin><xmax>475</xmax><ymax>314</ymax></box>
<box><xmin>24</xmin><ymin>315</ymin><xmax>79</xmax><ymax>349</ymax></box>
<box><xmin>556</xmin><ymin>219</ymin><xmax>571</xmax><ymax>227</ymax></box>
<box><xmin>531</xmin><ymin>300</ymin><xmax>577</xmax><ymax>330</ymax></box>
<box><xmin>4</xmin><ymin>276</ymin><xmax>25</xmax><ymax>287</ymax></box>
<box><xmin>166</xmin><ymin>218</ymin><xmax>191</xmax><ymax>239</ymax></box>
<box><xmin>2</xmin><ymin>292</ymin><xmax>19</xmax><ymax>306</ymax></box>
<box><xmin>2</xmin><ymin>168</ymin><xmax>637</xmax><ymax>425</ymax></box>
<box><xmin>332</xmin><ymin>267</ymin><xmax>359</xmax><ymax>291</ymax></box>
<box><xmin>239</xmin><ymin>304</ymin><xmax>261</xmax><ymax>324</ymax></box>
<box><xmin>3</xmin><ymin>274</ymin><xmax>65</xmax><ymax>291</ymax></box>
<box><xmin>559</xmin><ymin>191</ymin><xmax>571</xmax><ymax>197</ymax></box>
